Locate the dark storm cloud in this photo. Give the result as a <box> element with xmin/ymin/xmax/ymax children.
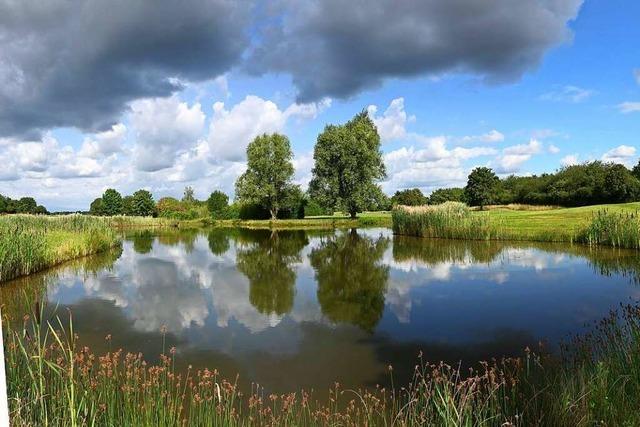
<box><xmin>0</xmin><ymin>0</ymin><xmax>252</xmax><ymax>138</ymax></box>
<box><xmin>248</xmin><ymin>0</ymin><xmax>584</xmax><ymax>102</ymax></box>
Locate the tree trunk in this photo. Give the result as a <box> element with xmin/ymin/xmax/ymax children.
<box><xmin>349</xmin><ymin>209</ymin><xmax>357</xmax><ymax>219</ymax></box>
<box><xmin>270</xmin><ymin>208</ymin><xmax>278</xmax><ymax>220</ymax></box>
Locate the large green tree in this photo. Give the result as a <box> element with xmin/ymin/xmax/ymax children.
<box><xmin>102</xmin><ymin>189</ymin><xmax>123</xmax><ymax>216</ymax></box>
<box><xmin>207</xmin><ymin>190</ymin><xmax>229</xmax><ymax>218</ymax></box>
<box><xmin>464</xmin><ymin>167</ymin><xmax>499</xmax><ymax>210</ymax></box>
<box><xmin>391</xmin><ymin>188</ymin><xmax>427</xmax><ymax>206</ymax></box>
<box><xmin>632</xmin><ymin>159</ymin><xmax>640</xmax><ymax>181</ymax></box>
<box><xmin>309</xmin><ymin>111</ymin><xmax>386</xmax><ymax>218</ymax></box>
<box><xmin>132</xmin><ymin>190</ymin><xmax>156</xmax><ymax>216</ymax></box>
<box><xmin>89</xmin><ymin>198</ymin><xmax>105</xmax><ymax>216</ymax></box>
<box><xmin>235</xmin><ymin>133</ymin><xmax>298</xmax><ymax>220</ymax></box>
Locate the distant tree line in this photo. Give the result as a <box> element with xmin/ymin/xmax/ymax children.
<box><xmin>0</xmin><ymin>194</ymin><xmax>48</xmax><ymax>214</ymax></box>
<box><xmin>389</xmin><ymin>160</ymin><xmax>640</xmax><ymax>210</ymax></box>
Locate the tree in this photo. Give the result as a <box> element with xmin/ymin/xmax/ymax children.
<box><xmin>428</xmin><ymin>187</ymin><xmax>465</xmax><ymax>205</ymax></box>
<box><xmin>89</xmin><ymin>198</ymin><xmax>105</xmax><ymax>216</ymax></box>
<box><xmin>102</xmin><ymin>189</ymin><xmax>123</xmax><ymax>216</ymax></box>
<box><xmin>16</xmin><ymin>197</ymin><xmax>37</xmax><ymax>213</ymax></box>
<box><xmin>235</xmin><ymin>133</ymin><xmax>298</xmax><ymax>220</ymax></box>
<box><xmin>132</xmin><ymin>190</ymin><xmax>156</xmax><ymax>216</ymax></box>
<box><xmin>207</xmin><ymin>191</ymin><xmax>229</xmax><ymax>218</ymax></box>
<box><xmin>182</xmin><ymin>186</ymin><xmax>196</xmax><ymax>204</ymax></box>
<box><xmin>309</xmin><ymin>111</ymin><xmax>386</xmax><ymax>218</ymax></box>
<box><xmin>632</xmin><ymin>159</ymin><xmax>640</xmax><ymax>181</ymax></box>
<box><xmin>464</xmin><ymin>167</ymin><xmax>499</xmax><ymax>210</ymax></box>
<box><xmin>156</xmin><ymin>197</ymin><xmax>185</xmax><ymax>218</ymax></box>
<box><xmin>122</xmin><ymin>196</ymin><xmax>135</xmax><ymax>216</ymax></box>
<box><xmin>391</xmin><ymin>188</ymin><xmax>427</xmax><ymax>206</ymax></box>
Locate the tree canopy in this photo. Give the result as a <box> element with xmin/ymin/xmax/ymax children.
<box><xmin>464</xmin><ymin>167</ymin><xmax>499</xmax><ymax>209</ymax></box>
<box><xmin>309</xmin><ymin>111</ymin><xmax>386</xmax><ymax>218</ymax></box>
<box><xmin>102</xmin><ymin>189</ymin><xmax>123</xmax><ymax>216</ymax></box>
<box><xmin>235</xmin><ymin>133</ymin><xmax>298</xmax><ymax>220</ymax></box>
<box><xmin>207</xmin><ymin>191</ymin><xmax>229</xmax><ymax>218</ymax></box>
<box><xmin>391</xmin><ymin>188</ymin><xmax>427</xmax><ymax>206</ymax></box>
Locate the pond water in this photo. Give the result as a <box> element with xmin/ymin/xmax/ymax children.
<box><xmin>3</xmin><ymin>227</ymin><xmax>640</xmax><ymax>395</ymax></box>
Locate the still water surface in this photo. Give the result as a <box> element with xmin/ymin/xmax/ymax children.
<box><xmin>3</xmin><ymin>227</ymin><xmax>640</xmax><ymax>394</ymax></box>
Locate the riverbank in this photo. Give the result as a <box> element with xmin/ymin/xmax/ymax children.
<box><xmin>210</xmin><ymin>211</ymin><xmax>392</xmax><ymax>229</ymax></box>
<box><xmin>3</xmin><ymin>298</ymin><xmax>640</xmax><ymax>425</ymax></box>
<box><xmin>0</xmin><ymin>215</ymin><xmax>119</xmax><ymax>283</ymax></box>
<box><xmin>393</xmin><ymin>202</ymin><xmax>640</xmax><ymax>249</ymax></box>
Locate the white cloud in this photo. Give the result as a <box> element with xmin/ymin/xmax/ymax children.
<box><xmin>602</xmin><ymin>145</ymin><xmax>637</xmax><ymax>166</ymax></box>
<box><xmin>617</xmin><ymin>102</ymin><xmax>640</xmax><ymax>114</ymax></box>
<box><xmin>79</xmin><ymin>124</ymin><xmax>127</xmax><ymax>159</ymax></box>
<box><xmin>548</xmin><ymin>144</ymin><xmax>560</xmax><ymax>154</ymax></box>
<box><xmin>367</xmin><ymin>98</ymin><xmax>415</xmax><ymax>142</ymax></box>
<box><xmin>560</xmin><ymin>154</ymin><xmax>579</xmax><ymax>167</ymax></box>
<box><xmin>495</xmin><ymin>139</ymin><xmax>542</xmax><ymax>173</ymax></box>
<box><xmin>208</xmin><ymin>95</ymin><xmax>330</xmax><ymax>163</ymax></box>
<box><xmin>132</xmin><ymin>96</ymin><xmax>205</xmax><ymax>172</ymax></box>
<box><xmin>540</xmin><ymin>85</ymin><xmax>594</xmax><ymax>103</ymax></box>
<box><xmin>460</xmin><ymin>130</ymin><xmax>504</xmax><ymax>144</ymax></box>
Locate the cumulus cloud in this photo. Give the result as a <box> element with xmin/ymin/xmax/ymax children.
<box><xmin>367</xmin><ymin>98</ymin><xmax>415</xmax><ymax>142</ymax></box>
<box><xmin>602</xmin><ymin>145</ymin><xmax>637</xmax><ymax>166</ymax></box>
<box><xmin>460</xmin><ymin>130</ymin><xmax>505</xmax><ymax>144</ymax></box>
<box><xmin>539</xmin><ymin>85</ymin><xmax>594</xmax><ymax>103</ymax></box>
<box><xmin>79</xmin><ymin>124</ymin><xmax>127</xmax><ymax>159</ymax></box>
<box><xmin>0</xmin><ymin>0</ymin><xmax>251</xmax><ymax>138</ymax></box>
<box><xmin>132</xmin><ymin>97</ymin><xmax>205</xmax><ymax>172</ymax></box>
<box><xmin>207</xmin><ymin>95</ymin><xmax>330</xmax><ymax>163</ymax></box>
<box><xmin>494</xmin><ymin>139</ymin><xmax>542</xmax><ymax>173</ymax></box>
<box><xmin>548</xmin><ymin>144</ymin><xmax>560</xmax><ymax>154</ymax></box>
<box><xmin>249</xmin><ymin>0</ymin><xmax>583</xmax><ymax>101</ymax></box>
<box><xmin>561</xmin><ymin>154</ymin><xmax>579</xmax><ymax>166</ymax></box>
<box><xmin>618</xmin><ymin>102</ymin><xmax>640</xmax><ymax>114</ymax></box>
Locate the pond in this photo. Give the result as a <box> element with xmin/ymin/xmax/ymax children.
<box><xmin>3</xmin><ymin>227</ymin><xmax>640</xmax><ymax>396</ymax></box>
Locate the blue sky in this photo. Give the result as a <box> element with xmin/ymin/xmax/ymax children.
<box><xmin>0</xmin><ymin>0</ymin><xmax>638</xmax><ymax>211</ymax></box>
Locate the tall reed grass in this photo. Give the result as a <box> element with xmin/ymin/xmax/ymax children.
<box><xmin>4</xmin><ymin>299</ymin><xmax>640</xmax><ymax>425</ymax></box>
<box><xmin>579</xmin><ymin>210</ymin><xmax>640</xmax><ymax>249</ymax></box>
<box><xmin>392</xmin><ymin>202</ymin><xmax>502</xmax><ymax>240</ymax></box>
<box><xmin>0</xmin><ymin>215</ymin><xmax>119</xmax><ymax>283</ymax></box>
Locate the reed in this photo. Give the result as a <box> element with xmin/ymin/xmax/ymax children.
<box><xmin>579</xmin><ymin>210</ymin><xmax>640</xmax><ymax>249</ymax></box>
<box><xmin>0</xmin><ymin>215</ymin><xmax>119</xmax><ymax>283</ymax></box>
<box><xmin>4</xmin><ymin>299</ymin><xmax>640</xmax><ymax>426</ymax></box>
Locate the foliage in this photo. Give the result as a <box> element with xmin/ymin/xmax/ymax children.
<box><xmin>89</xmin><ymin>198</ymin><xmax>105</xmax><ymax>216</ymax></box>
<box><xmin>207</xmin><ymin>190</ymin><xmax>229</xmax><ymax>218</ymax></box>
<box><xmin>235</xmin><ymin>133</ymin><xmax>298</xmax><ymax>219</ymax></box>
<box><xmin>465</xmin><ymin>167</ymin><xmax>499</xmax><ymax>209</ymax></box>
<box><xmin>122</xmin><ymin>195</ymin><xmax>135</xmax><ymax>216</ymax></box>
<box><xmin>182</xmin><ymin>186</ymin><xmax>196</xmax><ymax>204</ymax></box>
<box><xmin>102</xmin><ymin>188</ymin><xmax>123</xmax><ymax>216</ymax></box>
<box><xmin>304</xmin><ymin>198</ymin><xmax>330</xmax><ymax>217</ymax></box>
<box><xmin>391</xmin><ymin>188</ymin><xmax>427</xmax><ymax>206</ymax></box>
<box><xmin>309</xmin><ymin>111</ymin><xmax>386</xmax><ymax>218</ymax></box>
<box><xmin>428</xmin><ymin>187</ymin><xmax>466</xmax><ymax>204</ymax></box>
<box><xmin>633</xmin><ymin>159</ymin><xmax>640</xmax><ymax>181</ymax></box>
<box><xmin>156</xmin><ymin>196</ymin><xmax>205</xmax><ymax>220</ymax></box>
<box><xmin>0</xmin><ymin>194</ymin><xmax>48</xmax><ymax>214</ymax></box>
<box><xmin>131</xmin><ymin>189</ymin><xmax>156</xmax><ymax>217</ymax></box>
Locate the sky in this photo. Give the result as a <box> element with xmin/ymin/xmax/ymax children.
<box><xmin>0</xmin><ymin>0</ymin><xmax>638</xmax><ymax>211</ymax></box>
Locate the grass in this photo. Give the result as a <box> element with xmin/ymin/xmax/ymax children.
<box><xmin>393</xmin><ymin>202</ymin><xmax>640</xmax><ymax>249</ymax></box>
<box><xmin>0</xmin><ymin>215</ymin><xmax>119</xmax><ymax>283</ymax></box>
<box><xmin>4</xmin><ymin>297</ymin><xmax>640</xmax><ymax>425</ymax></box>
<box><xmin>211</xmin><ymin>211</ymin><xmax>392</xmax><ymax>230</ymax></box>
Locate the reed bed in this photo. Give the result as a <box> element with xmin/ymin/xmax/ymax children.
<box><xmin>579</xmin><ymin>210</ymin><xmax>640</xmax><ymax>249</ymax></box>
<box><xmin>0</xmin><ymin>215</ymin><xmax>119</xmax><ymax>283</ymax></box>
<box><xmin>4</xmin><ymin>299</ymin><xmax>640</xmax><ymax>426</ymax></box>
<box><xmin>392</xmin><ymin>202</ymin><xmax>502</xmax><ymax>241</ymax></box>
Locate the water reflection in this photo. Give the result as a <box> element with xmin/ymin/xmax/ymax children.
<box><xmin>236</xmin><ymin>230</ymin><xmax>308</xmax><ymax>316</ymax></box>
<box><xmin>3</xmin><ymin>228</ymin><xmax>640</xmax><ymax>395</ymax></box>
<box><xmin>310</xmin><ymin>229</ymin><xmax>389</xmax><ymax>331</ymax></box>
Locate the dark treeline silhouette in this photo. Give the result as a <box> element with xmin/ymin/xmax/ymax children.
<box><xmin>0</xmin><ymin>194</ymin><xmax>48</xmax><ymax>214</ymax></box>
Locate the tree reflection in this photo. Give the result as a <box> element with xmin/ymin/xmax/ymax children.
<box><xmin>392</xmin><ymin>236</ymin><xmax>503</xmax><ymax>265</ymax></box>
<box><xmin>309</xmin><ymin>229</ymin><xmax>390</xmax><ymax>332</ymax></box>
<box><xmin>207</xmin><ymin>229</ymin><xmax>230</xmax><ymax>256</ymax></box>
<box><xmin>236</xmin><ymin>230</ymin><xmax>308</xmax><ymax>316</ymax></box>
<box><xmin>132</xmin><ymin>230</ymin><xmax>154</xmax><ymax>254</ymax></box>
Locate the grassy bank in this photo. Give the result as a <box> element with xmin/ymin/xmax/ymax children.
<box><xmin>393</xmin><ymin>202</ymin><xmax>640</xmax><ymax>249</ymax></box>
<box><xmin>210</xmin><ymin>211</ymin><xmax>392</xmax><ymax>230</ymax></box>
<box><xmin>4</xmin><ymin>299</ymin><xmax>640</xmax><ymax>426</ymax></box>
<box><xmin>0</xmin><ymin>215</ymin><xmax>119</xmax><ymax>283</ymax></box>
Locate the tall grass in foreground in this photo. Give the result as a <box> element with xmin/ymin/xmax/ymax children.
<box><xmin>579</xmin><ymin>210</ymin><xmax>640</xmax><ymax>249</ymax></box>
<box><xmin>4</xmin><ymin>300</ymin><xmax>640</xmax><ymax>426</ymax></box>
<box><xmin>0</xmin><ymin>215</ymin><xmax>119</xmax><ymax>283</ymax></box>
<box><xmin>392</xmin><ymin>202</ymin><xmax>502</xmax><ymax>240</ymax></box>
